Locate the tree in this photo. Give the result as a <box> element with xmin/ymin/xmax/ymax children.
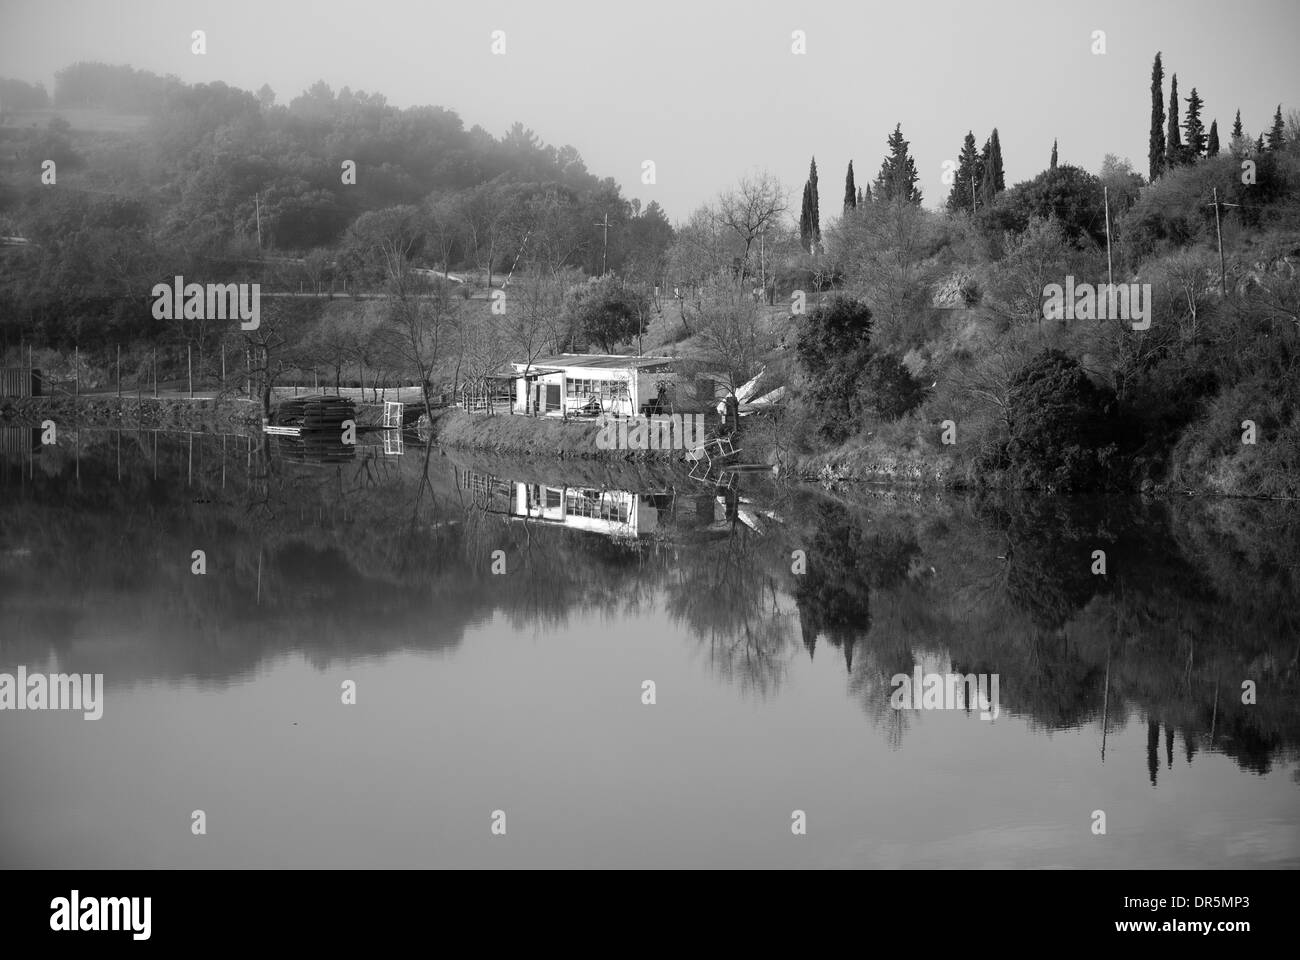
<box><xmin>1051</xmin><ymin>139</ymin><xmax>1059</xmax><ymax>170</ymax></box>
<box><xmin>799</xmin><ymin>157</ymin><xmax>820</xmax><ymax>253</ymax></box>
<box><xmin>385</xmin><ymin>276</ymin><xmax>459</xmax><ymax>420</ymax></box>
<box><xmin>1183</xmin><ymin>87</ymin><xmax>1206</xmax><ymax>160</ymax></box>
<box><xmin>946</xmin><ymin>132</ymin><xmax>982</xmax><ymax>214</ymax></box>
<box><xmin>1229</xmin><ymin>110</ymin><xmax>1248</xmax><ymax>158</ymax></box>
<box><xmin>340</xmin><ymin>205</ymin><xmax>424</xmax><ymax>286</ymax></box>
<box><xmin>1004</xmin><ymin>349</ymin><xmax>1118</xmax><ymax>491</ymax></box>
<box><xmin>1206</xmin><ymin>120</ymin><xmax>1220</xmax><ymax>158</ymax></box>
<box><xmin>566</xmin><ymin>275</ymin><xmax>647</xmax><ymax>353</ymax></box>
<box><xmin>1267</xmin><ymin>105</ymin><xmax>1286</xmax><ymax>151</ymax></box>
<box><xmin>686</xmin><ymin>276</ymin><xmax>775</xmax><ymax>410</ymax></box>
<box><xmin>795</xmin><ymin>295</ymin><xmax>875</xmax><ymax>442</ymax></box>
<box><xmin>855</xmin><ymin>353</ymin><xmax>926</xmax><ymax>421</ymax></box>
<box><xmin>1165</xmin><ymin>74</ymin><xmax>1184</xmax><ymax>167</ymax></box>
<box><xmin>986</xmin><ymin>165</ymin><xmax>1107</xmax><ymax>246</ymax></box>
<box><xmin>979</xmin><ymin>129</ymin><xmax>1005</xmax><ymax>205</ymax></box>
<box><xmin>1232</xmin><ymin>110</ymin><xmax>1244</xmax><ymax>140</ymax></box>
<box><xmin>716</xmin><ymin>170</ymin><xmax>789</xmax><ymax>280</ymax></box>
<box><xmin>1149</xmin><ymin>52</ymin><xmax>1166</xmax><ymax>180</ymax></box>
<box><xmin>843</xmin><ymin>160</ymin><xmax>857</xmax><ymax>214</ymax></box>
<box><xmin>809</xmin><ymin>158</ymin><xmax>820</xmax><ymax>249</ymax></box>
<box><xmin>873</xmin><ymin>124</ymin><xmax>922</xmax><ymax>204</ymax></box>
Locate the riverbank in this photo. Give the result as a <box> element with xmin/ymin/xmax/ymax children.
<box><xmin>0</xmin><ymin>394</ymin><xmax>391</xmax><ymax>432</ymax></box>
<box><xmin>427</xmin><ymin>408</ymin><xmax>700</xmax><ymax>461</ymax></box>
<box><xmin>0</xmin><ymin>395</ymin><xmax>267</xmax><ymax>431</ymax></box>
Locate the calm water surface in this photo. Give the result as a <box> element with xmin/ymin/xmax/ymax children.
<box><xmin>1</xmin><ymin>427</ymin><xmax>1297</xmax><ymax>868</ymax></box>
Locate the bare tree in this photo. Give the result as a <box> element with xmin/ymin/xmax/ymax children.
<box><xmin>716</xmin><ymin>170</ymin><xmax>789</xmax><ymax>280</ymax></box>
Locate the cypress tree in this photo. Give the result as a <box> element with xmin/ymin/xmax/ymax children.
<box><xmin>872</xmin><ymin>124</ymin><xmax>922</xmax><ymax>204</ymax></box>
<box><xmin>809</xmin><ymin>157</ymin><xmax>820</xmax><ymax>246</ymax></box>
<box><xmin>799</xmin><ymin>180</ymin><xmax>813</xmax><ymax>252</ymax></box>
<box><xmin>946</xmin><ymin>131</ymin><xmax>981</xmax><ymax>213</ymax></box>
<box><xmin>1148</xmin><ymin>52</ymin><xmax>1165</xmax><ymax>179</ymax></box>
<box><xmin>1183</xmin><ymin>87</ymin><xmax>1206</xmax><ymax>159</ymax></box>
<box><xmin>857</xmin><ymin>186</ymin><xmax>865</xmax><ymax>206</ymax></box>
<box><xmin>1050</xmin><ymin>139</ymin><xmax>1058</xmax><ymax>169</ymax></box>
<box><xmin>1165</xmin><ymin>74</ymin><xmax>1183</xmax><ymax>167</ymax></box>
<box><xmin>1255</xmin><ymin>134</ymin><xmax>1265</xmax><ymax>154</ymax></box>
<box><xmin>989</xmin><ymin>128</ymin><xmax>1005</xmax><ymax>192</ymax></box>
<box><xmin>1232</xmin><ymin>109</ymin><xmax>1243</xmax><ymax>140</ymax></box>
<box><xmin>1267</xmin><ymin>105</ymin><xmax>1286</xmax><ymax>151</ymax></box>
<box><xmin>979</xmin><ymin>129</ymin><xmax>1004</xmax><ymax>205</ymax></box>
<box><xmin>1206</xmin><ymin>120</ymin><xmax>1220</xmax><ymax>157</ymax></box>
<box><xmin>843</xmin><ymin>160</ymin><xmax>856</xmax><ymax>213</ymax></box>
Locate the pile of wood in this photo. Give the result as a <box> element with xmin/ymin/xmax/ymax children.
<box><xmin>271</xmin><ymin>395</ymin><xmax>356</xmax><ymax>432</ymax></box>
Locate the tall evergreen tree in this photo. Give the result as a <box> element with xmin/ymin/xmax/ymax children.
<box><xmin>1050</xmin><ymin>138</ymin><xmax>1058</xmax><ymax>169</ymax></box>
<box><xmin>1148</xmin><ymin>52</ymin><xmax>1165</xmax><ymax>179</ymax></box>
<box><xmin>979</xmin><ymin>129</ymin><xmax>1004</xmax><ymax>205</ymax></box>
<box><xmin>873</xmin><ymin>124</ymin><xmax>922</xmax><ymax>204</ymax></box>
<box><xmin>843</xmin><ymin>160</ymin><xmax>856</xmax><ymax>213</ymax></box>
<box><xmin>1255</xmin><ymin>134</ymin><xmax>1265</xmax><ymax>154</ymax></box>
<box><xmin>1230</xmin><ymin>109</ymin><xmax>1247</xmax><ymax>157</ymax></box>
<box><xmin>799</xmin><ymin>180</ymin><xmax>814</xmax><ymax>252</ymax></box>
<box><xmin>1206</xmin><ymin>119</ymin><xmax>1220</xmax><ymax>157</ymax></box>
<box><xmin>857</xmin><ymin>186</ymin><xmax>865</xmax><ymax>206</ymax></box>
<box><xmin>1267</xmin><ymin>105</ymin><xmax>1286</xmax><ymax>151</ymax></box>
<box><xmin>1183</xmin><ymin>87</ymin><xmax>1206</xmax><ymax>159</ymax></box>
<box><xmin>946</xmin><ymin>131</ymin><xmax>981</xmax><ymax>213</ymax></box>
<box><xmin>1165</xmin><ymin>74</ymin><xmax>1183</xmax><ymax>166</ymax></box>
<box><xmin>809</xmin><ymin>157</ymin><xmax>821</xmax><ymax>245</ymax></box>
<box><xmin>799</xmin><ymin>157</ymin><xmax>821</xmax><ymax>252</ymax></box>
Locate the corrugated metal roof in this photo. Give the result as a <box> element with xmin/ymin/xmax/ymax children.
<box><xmin>517</xmin><ymin>354</ymin><xmax>675</xmax><ymax>371</ymax></box>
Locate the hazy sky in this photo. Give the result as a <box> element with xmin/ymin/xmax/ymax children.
<box><xmin>2</xmin><ymin>0</ymin><xmax>1297</xmax><ymax>221</ymax></box>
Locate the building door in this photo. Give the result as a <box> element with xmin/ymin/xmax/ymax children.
<box><xmin>545</xmin><ymin>384</ymin><xmax>560</xmax><ymax>412</ymax></box>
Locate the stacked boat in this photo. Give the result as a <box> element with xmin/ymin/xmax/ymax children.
<box><xmin>266</xmin><ymin>395</ymin><xmax>357</xmax><ymax>436</ymax></box>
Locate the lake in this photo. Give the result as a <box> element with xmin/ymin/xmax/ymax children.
<box><xmin>1</xmin><ymin>427</ymin><xmax>1297</xmax><ymax>868</ymax></box>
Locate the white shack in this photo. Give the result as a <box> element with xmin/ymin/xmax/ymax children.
<box><xmin>510</xmin><ymin>354</ymin><xmax>677</xmax><ymax>417</ymax></box>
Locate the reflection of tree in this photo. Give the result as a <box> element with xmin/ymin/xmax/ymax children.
<box><xmin>663</xmin><ymin>511</ymin><xmax>798</xmax><ymax>699</ymax></box>
<box><xmin>793</xmin><ymin>501</ymin><xmax>919</xmax><ymax>671</ymax></box>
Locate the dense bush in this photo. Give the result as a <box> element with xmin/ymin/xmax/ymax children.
<box><xmin>1001</xmin><ymin>349</ymin><xmax>1120</xmax><ymax>490</ymax></box>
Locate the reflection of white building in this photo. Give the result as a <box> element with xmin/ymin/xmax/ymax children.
<box><xmin>512</xmin><ymin>483</ymin><xmax>659</xmax><ymax>538</ymax></box>
<box><xmin>510</xmin><ymin>354</ymin><xmax>677</xmax><ymax>417</ymax></box>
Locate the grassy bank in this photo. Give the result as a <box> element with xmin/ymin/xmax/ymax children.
<box><xmin>430</xmin><ymin>409</ymin><xmax>698</xmax><ymax>461</ymax></box>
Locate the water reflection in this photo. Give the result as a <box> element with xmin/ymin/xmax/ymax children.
<box><xmin>1</xmin><ymin>427</ymin><xmax>1297</xmax><ymax>866</ymax></box>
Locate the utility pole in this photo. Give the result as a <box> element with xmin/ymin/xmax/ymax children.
<box><xmin>594</xmin><ymin>213</ymin><xmax>610</xmax><ymax>275</ymax></box>
<box><xmin>1206</xmin><ymin>187</ymin><xmax>1240</xmax><ymax>297</ymax></box>
<box><xmin>254</xmin><ymin>193</ymin><xmax>263</xmax><ymax>251</ymax></box>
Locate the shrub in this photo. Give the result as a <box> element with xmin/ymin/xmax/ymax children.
<box><xmin>1002</xmin><ymin>349</ymin><xmax>1120</xmax><ymax>490</ymax></box>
